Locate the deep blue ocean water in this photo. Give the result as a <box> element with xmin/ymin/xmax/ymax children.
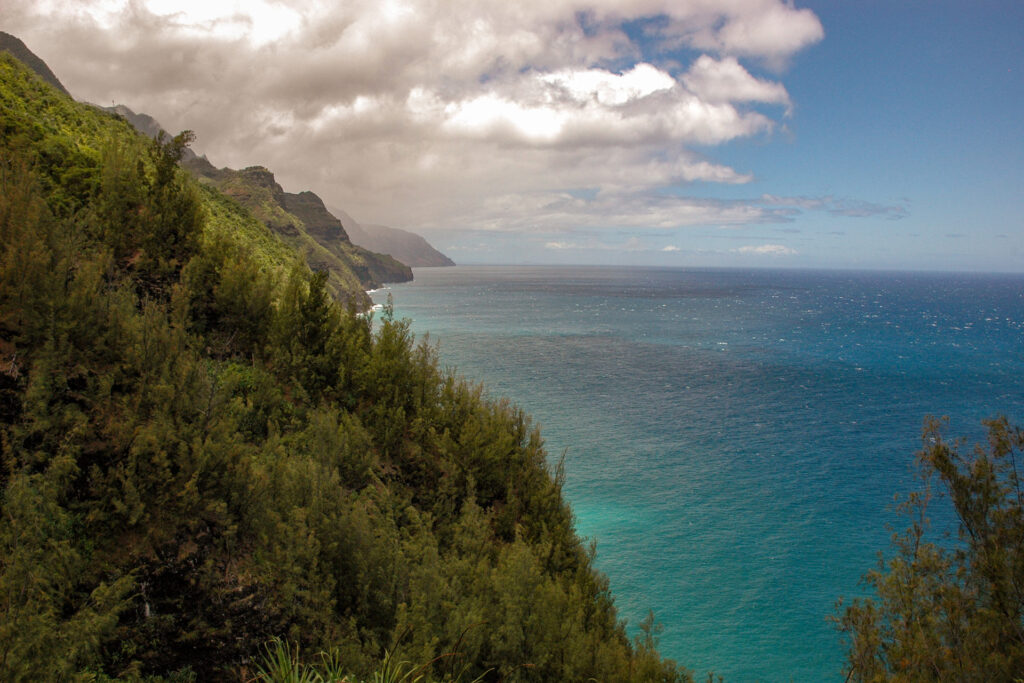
<box><xmin>370</xmin><ymin>266</ymin><xmax>1024</xmax><ymax>682</ymax></box>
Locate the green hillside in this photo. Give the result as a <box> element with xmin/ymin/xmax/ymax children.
<box><xmin>0</xmin><ymin>31</ymin><xmax>70</xmax><ymax>96</ymax></box>
<box><xmin>98</xmin><ymin>101</ymin><xmax>413</xmax><ymax>302</ymax></box>
<box><xmin>0</xmin><ymin>50</ymin><xmax>688</xmax><ymax>682</ymax></box>
<box><xmin>185</xmin><ymin>160</ymin><xmax>411</xmax><ymax>302</ymax></box>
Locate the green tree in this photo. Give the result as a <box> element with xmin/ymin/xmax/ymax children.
<box><xmin>93</xmin><ymin>131</ymin><xmax>203</xmax><ymax>297</ymax></box>
<box><xmin>1</xmin><ymin>51</ymin><xmax>694</xmax><ymax>679</ymax></box>
<box><xmin>271</xmin><ymin>267</ymin><xmax>344</xmax><ymax>402</ymax></box>
<box><xmin>179</xmin><ymin>233</ymin><xmax>276</xmax><ymax>359</ymax></box>
<box><xmin>0</xmin><ymin>457</ymin><xmax>132</xmax><ymax>680</ymax></box>
<box><xmin>837</xmin><ymin>417</ymin><xmax>1024</xmax><ymax>681</ymax></box>
<box><xmin>138</xmin><ymin>131</ymin><xmax>202</xmax><ymax>286</ymax></box>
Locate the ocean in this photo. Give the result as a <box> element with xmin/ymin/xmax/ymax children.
<box><xmin>370</xmin><ymin>265</ymin><xmax>1024</xmax><ymax>682</ymax></box>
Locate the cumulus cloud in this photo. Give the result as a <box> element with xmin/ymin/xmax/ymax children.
<box><xmin>6</xmin><ymin>0</ymin><xmax>825</xmax><ymax>233</ymax></box>
<box><xmin>651</xmin><ymin>0</ymin><xmax>825</xmax><ymax>66</ymax></box>
<box><xmin>683</xmin><ymin>55</ymin><xmax>791</xmax><ymax>109</ymax></box>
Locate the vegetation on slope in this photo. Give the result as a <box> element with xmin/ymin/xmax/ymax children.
<box><xmin>278</xmin><ymin>187</ymin><xmax>411</xmax><ymax>290</ymax></box>
<box><xmin>0</xmin><ymin>32</ymin><xmax>70</xmax><ymax>96</ymax></box>
<box><xmin>184</xmin><ymin>160</ymin><xmax>411</xmax><ymax>305</ymax></box>
<box><xmin>836</xmin><ymin>418</ymin><xmax>1024</xmax><ymax>681</ymax></box>
<box><xmin>0</xmin><ymin>51</ymin><xmax>687</xmax><ymax>682</ymax></box>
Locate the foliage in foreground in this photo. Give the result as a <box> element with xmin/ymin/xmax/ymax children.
<box><xmin>250</xmin><ymin>636</ymin><xmax>490</xmax><ymax>683</ymax></box>
<box><xmin>837</xmin><ymin>417</ymin><xmax>1024</xmax><ymax>681</ymax></box>
<box><xmin>0</xmin><ymin>53</ymin><xmax>687</xmax><ymax>681</ymax></box>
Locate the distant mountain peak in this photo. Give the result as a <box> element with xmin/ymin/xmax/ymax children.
<box><xmin>332</xmin><ymin>208</ymin><xmax>455</xmax><ymax>268</ymax></box>
<box><xmin>237</xmin><ymin>165</ymin><xmax>279</xmax><ymax>188</ymax></box>
<box><xmin>0</xmin><ymin>32</ymin><xmax>70</xmax><ymax>96</ymax></box>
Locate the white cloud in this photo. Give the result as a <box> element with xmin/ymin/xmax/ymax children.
<box><xmin>144</xmin><ymin>0</ymin><xmax>302</xmax><ymax>44</ymax></box>
<box><xmin>683</xmin><ymin>55</ymin><xmax>791</xmax><ymax>110</ymax></box>
<box><xmin>662</xmin><ymin>245</ymin><xmax>681</xmax><ymax>252</ymax></box>
<box><xmin>434</xmin><ymin>73</ymin><xmax>773</xmax><ymax>148</ymax></box>
<box><xmin>733</xmin><ymin>244</ymin><xmax>798</xmax><ymax>255</ymax></box>
<box><xmin>5</xmin><ymin>0</ymin><xmax>825</xmax><ymax>234</ymax></box>
<box><xmin>660</xmin><ymin>0</ymin><xmax>825</xmax><ymax>65</ymax></box>
<box><xmin>542</xmin><ymin>235</ymin><xmax>673</xmax><ymax>253</ymax></box>
<box><xmin>540</xmin><ymin>63</ymin><xmax>676</xmax><ymax>106</ymax></box>
<box><xmin>430</xmin><ymin>188</ymin><xmax>781</xmax><ymax>235</ymax></box>
<box><xmin>761</xmin><ymin>194</ymin><xmax>909</xmax><ymax>219</ymax></box>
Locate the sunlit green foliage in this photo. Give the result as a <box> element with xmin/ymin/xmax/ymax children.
<box><xmin>837</xmin><ymin>417</ymin><xmax>1024</xmax><ymax>681</ymax></box>
<box><xmin>198</xmin><ymin>182</ymin><xmax>300</xmax><ymax>274</ymax></box>
<box><xmin>190</xmin><ymin>164</ymin><xmax>411</xmax><ymax>307</ymax></box>
<box><xmin>0</xmin><ymin>47</ymin><xmax>687</xmax><ymax>682</ymax></box>
<box><xmin>251</xmin><ymin>636</ymin><xmax>491</xmax><ymax>683</ymax></box>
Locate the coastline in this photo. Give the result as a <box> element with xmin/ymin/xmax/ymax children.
<box><xmin>370</xmin><ymin>264</ymin><xmax>1024</xmax><ymax>680</ymax></box>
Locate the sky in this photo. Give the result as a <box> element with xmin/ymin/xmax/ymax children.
<box><xmin>5</xmin><ymin>1</ymin><xmax>1023</xmax><ymax>271</ymax></box>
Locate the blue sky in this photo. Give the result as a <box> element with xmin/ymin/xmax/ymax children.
<box><xmin>8</xmin><ymin>1</ymin><xmax>1023</xmax><ymax>271</ymax></box>
<box><xmin>712</xmin><ymin>1</ymin><xmax>1024</xmax><ymax>272</ymax></box>
<box><xmin>435</xmin><ymin>1</ymin><xmax>1023</xmax><ymax>271</ymax></box>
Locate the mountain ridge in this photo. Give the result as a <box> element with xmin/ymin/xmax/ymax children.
<box><xmin>102</xmin><ymin>102</ymin><xmax>453</xmax><ymax>273</ymax></box>
<box><xmin>100</xmin><ymin>103</ymin><xmax>453</xmax><ymax>271</ymax></box>
<box><xmin>99</xmin><ymin>102</ymin><xmax>414</xmax><ymax>296</ymax></box>
<box><xmin>1</xmin><ymin>33</ymin><xmax>403</xmax><ymax>307</ymax></box>
<box><xmin>0</xmin><ymin>31</ymin><xmax>69</xmax><ymax>96</ymax></box>
<box><xmin>184</xmin><ymin>158</ymin><xmax>412</xmax><ymax>294</ymax></box>
<box><xmin>0</xmin><ymin>39</ymin><xmax>690</xmax><ymax>682</ymax></box>
<box><xmin>333</xmin><ymin>207</ymin><xmax>456</xmax><ymax>268</ymax></box>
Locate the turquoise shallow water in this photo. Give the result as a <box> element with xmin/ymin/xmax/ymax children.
<box><xmin>371</xmin><ymin>266</ymin><xmax>1024</xmax><ymax>682</ymax></box>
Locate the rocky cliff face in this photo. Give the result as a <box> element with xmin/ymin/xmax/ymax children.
<box><xmin>334</xmin><ymin>208</ymin><xmax>455</xmax><ymax>267</ymax></box>
<box><xmin>283</xmin><ymin>190</ymin><xmax>348</xmax><ymax>243</ymax></box>
<box><xmin>17</xmin><ymin>76</ymin><xmax>413</xmax><ymax>298</ymax></box>
<box><xmin>213</xmin><ymin>166</ymin><xmax>304</xmax><ymax>236</ymax></box>
<box><xmin>95</xmin><ymin>101</ymin><xmax>447</xmax><ymax>276</ymax></box>
<box><xmin>188</xmin><ymin>163</ymin><xmax>411</xmax><ymax>292</ymax></box>
<box><xmin>350</xmin><ymin>222</ymin><xmax>455</xmax><ymax>268</ymax></box>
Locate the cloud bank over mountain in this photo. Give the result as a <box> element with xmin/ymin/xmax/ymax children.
<box><xmin>7</xmin><ymin>0</ymin><xmax>834</xmax><ymax>252</ymax></box>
